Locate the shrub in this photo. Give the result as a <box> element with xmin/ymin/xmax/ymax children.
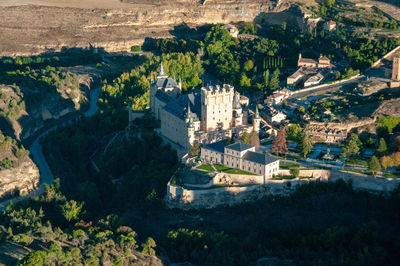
<box><xmin>131</xmin><ymin>45</ymin><xmax>142</xmax><ymax>52</ymax></box>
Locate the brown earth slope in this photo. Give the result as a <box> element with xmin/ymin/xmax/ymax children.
<box><xmin>0</xmin><ymin>0</ymin><xmax>290</xmax><ymax>57</ymax></box>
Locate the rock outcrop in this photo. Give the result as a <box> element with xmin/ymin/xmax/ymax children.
<box><xmin>0</xmin><ymin>0</ymin><xmax>291</xmax><ymax>57</ymax></box>
<box><xmin>0</xmin><ymin>159</ymin><xmax>39</xmax><ymax>199</ymax></box>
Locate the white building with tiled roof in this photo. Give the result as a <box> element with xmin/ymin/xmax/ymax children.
<box><xmin>201</xmin><ymin>141</ymin><xmax>279</xmax><ymax>180</ymax></box>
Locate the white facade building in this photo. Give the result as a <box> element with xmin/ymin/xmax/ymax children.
<box><xmin>201</xmin><ymin>141</ymin><xmax>280</xmax><ymax>180</ymax></box>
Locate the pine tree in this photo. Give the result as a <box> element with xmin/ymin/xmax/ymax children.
<box><xmin>264</xmin><ymin>69</ymin><xmax>269</xmax><ymax>93</ymax></box>
<box><xmin>271</xmin><ymin>128</ymin><xmax>288</xmax><ymax>155</ymax></box>
<box><xmin>302</xmin><ymin>131</ymin><xmax>313</xmax><ymax>157</ymax></box>
<box><xmin>269</xmin><ymin>68</ymin><xmax>280</xmax><ymax>91</ymax></box>
<box><xmin>369</xmin><ymin>155</ymin><xmax>381</xmax><ymax>176</ymax></box>
<box><xmin>377</xmin><ymin>138</ymin><xmax>388</xmax><ymax>156</ymax></box>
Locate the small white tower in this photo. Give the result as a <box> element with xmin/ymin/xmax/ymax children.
<box><xmin>186</xmin><ymin>104</ymin><xmax>195</xmax><ymax>148</ymax></box>
<box><xmin>253</xmin><ymin>106</ymin><xmax>261</xmax><ymax>133</ymax></box>
<box><xmin>232</xmin><ymin>92</ymin><xmax>243</xmax><ymax>127</ymax></box>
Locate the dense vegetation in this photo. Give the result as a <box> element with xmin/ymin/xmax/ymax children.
<box><xmin>1</xmin><ymin>181</ymin><xmax>158</xmax><ymax>265</ymax></box>
<box><xmin>0</xmin><ymin>130</ymin><xmax>29</xmax><ymax>171</ymax></box>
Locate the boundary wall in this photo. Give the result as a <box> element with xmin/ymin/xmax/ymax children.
<box><xmin>166</xmin><ymin>169</ymin><xmax>400</xmax><ymax>209</ymax></box>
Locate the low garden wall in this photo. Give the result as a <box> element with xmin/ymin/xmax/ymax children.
<box><xmin>166</xmin><ymin>169</ymin><xmax>400</xmax><ymax>209</ymax></box>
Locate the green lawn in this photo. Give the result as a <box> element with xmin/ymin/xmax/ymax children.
<box><xmin>280</xmin><ymin>162</ymin><xmax>300</xmax><ymax>169</ymax></box>
<box><xmin>214</xmin><ymin>164</ymin><xmax>255</xmax><ymax>175</ymax></box>
<box><xmin>345</xmin><ymin>159</ymin><xmax>368</xmax><ymax>167</ymax></box>
<box><xmin>197</xmin><ymin>164</ymin><xmax>214</xmax><ymax>172</ymax></box>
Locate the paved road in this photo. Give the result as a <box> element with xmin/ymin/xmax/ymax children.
<box><xmin>288</xmin><ymin>75</ymin><xmax>366</xmax><ymax>99</ymax></box>
<box><xmin>0</xmin><ymin>86</ymin><xmax>101</xmax><ymax>210</ymax></box>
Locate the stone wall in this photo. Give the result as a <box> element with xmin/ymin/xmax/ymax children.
<box><xmin>166</xmin><ymin>168</ymin><xmax>400</xmax><ymax>209</ymax></box>
<box><xmin>308</xmin><ymin>117</ymin><xmax>376</xmax><ymax>132</ymax></box>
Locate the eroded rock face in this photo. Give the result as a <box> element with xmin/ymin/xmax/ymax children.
<box><xmin>0</xmin><ymin>0</ymin><xmax>290</xmax><ymax>57</ymax></box>
<box><xmin>0</xmin><ymin>159</ymin><xmax>39</xmax><ymax>199</ymax></box>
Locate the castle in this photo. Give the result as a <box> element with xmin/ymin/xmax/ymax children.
<box><xmin>149</xmin><ymin>63</ymin><xmax>260</xmax><ymax>151</ymax></box>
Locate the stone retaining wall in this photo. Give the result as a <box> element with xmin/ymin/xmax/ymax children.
<box><xmin>166</xmin><ymin>168</ymin><xmax>400</xmax><ymax>209</ymax></box>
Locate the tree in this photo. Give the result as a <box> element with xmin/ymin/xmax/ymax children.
<box><xmin>142</xmin><ymin>237</ymin><xmax>156</xmax><ymax>255</ymax></box>
<box><xmin>243</xmin><ymin>60</ymin><xmax>254</xmax><ymax>72</ymax></box>
<box><xmin>302</xmin><ymin>131</ymin><xmax>313</xmax><ymax>158</ymax></box>
<box><xmin>271</xmin><ymin>128</ymin><xmax>288</xmax><ymax>155</ymax></box>
<box><xmin>326</xmin><ymin>0</ymin><xmax>335</xmax><ymax>8</ymax></box>
<box><xmin>297</xmin><ymin>106</ymin><xmax>305</xmax><ymax>113</ymax></box>
<box><xmin>282</xmin><ymin>21</ymin><xmax>287</xmax><ymax>31</ymax></box>
<box><xmin>292</xmin><ymin>168</ymin><xmax>300</xmax><ymax>178</ymax></box>
<box><xmin>20</xmin><ymin>251</ymin><xmax>48</xmax><ymax>265</ymax></box>
<box><xmin>188</xmin><ymin>142</ymin><xmax>201</xmax><ymax>157</ymax></box>
<box><xmin>380</xmin><ymin>155</ymin><xmax>393</xmax><ymax>170</ymax></box>
<box><xmin>377</xmin><ymin>116</ymin><xmax>400</xmax><ymax>134</ymax></box>
<box><xmin>269</xmin><ymin>68</ymin><xmax>280</xmax><ymax>91</ymax></box>
<box><xmin>369</xmin><ymin>156</ymin><xmax>381</xmax><ymax>176</ymax></box>
<box><xmin>377</xmin><ymin>138</ymin><xmax>388</xmax><ymax>156</ymax></box>
<box><xmin>61</xmin><ymin>200</ymin><xmax>83</xmax><ymax>222</ymax></box>
<box><xmin>162</xmin><ymin>52</ymin><xmax>204</xmax><ymax>92</ymax></box>
<box><xmin>391</xmin><ymin>152</ymin><xmax>400</xmax><ymax>166</ymax></box>
<box><xmin>240</xmin><ymin>73</ymin><xmax>251</xmax><ymax>88</ymax></box>
<box><xmin>286</xmin><ymin>124</ymin><xmax>303</xmax><ymax>142</ymax></box>
<box><xmin>341</xmin><ymin>134</ymin><xmax>362</xmax><ymax>158</ymax></box>
<box><xmin>263</xmin><ymin>69</ymin><xmax>269</xmax><ymax>94</ymax></box>
<box><xmin>241</xmin><ymin>132</ymin><xmax>251</xmax><ymax>144</ymax></box>
<box><xmin>394</xmin><ymin>136</ymin><xmax>400</xmax><ymax>152</ymax></box>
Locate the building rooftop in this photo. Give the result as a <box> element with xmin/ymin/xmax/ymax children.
<box><xmin>203</xmin><ymin>140</ymin><xmax>227</xmax><ymax>153</ymax></box>
<box><xmin>243</xmin><ymin>151</ymin><xmax>279</xmax><ymax>165</ymax></box>
<box><xmin>226</xmin><ymin>142</ymin><xmax>254</xmax><ymax>152</ymax></box>
<box><xmin>156</xmin><ymin>77</ymin><xmax>178</xmax><ymax>89</ymax></box>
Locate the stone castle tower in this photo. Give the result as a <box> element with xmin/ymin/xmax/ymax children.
<box><xmin>252</xmin><ymin>106</ymin><xmax>261</xmax><ymax>133</ymax></box>
<box><xmin>200</xmin><ymin>84</ymin><xmax>234</xmax><ymax>132</ymax></box>
<box><xmin>232</xmin><ymin>91</ymin><xmax>243</xmax><ymax>127</ymax></box>
<box><xmin>392</xmin><ymin>55</ymin><xmax>400</xmax><ymax>81</ymax></box>
<box><xmin>185</xmin><ymin>104</ymin><xmax>196</xmax><ymax>147</ymax></box>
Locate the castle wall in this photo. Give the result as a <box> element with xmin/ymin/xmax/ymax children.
<box><xmin>166</xmin><ymin>169</ymin><xmax>400</xmax><ymax>209</ymax></box>
<box><xmin>160</xmin><ymin>109</ymin><xmax>189</xmax><ymax>149</ymax></box>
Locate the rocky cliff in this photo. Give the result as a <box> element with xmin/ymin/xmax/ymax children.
<box><xmin>0</xmin><ymin>159</ymin><xmax>39</xmax><ymax>199</ymax></box>
<box><xmin>0</xmin><ymin>0</ymin><xmax>290</xmax><ymax>57</ymax></box>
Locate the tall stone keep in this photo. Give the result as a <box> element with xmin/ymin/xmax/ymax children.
<box><xmin>392</xmin><ymin>55</ymin><xmax>400</xmax><ymax>81</ymax></box>
<box><xmin>200</xmin><ymin>84</ymin><xmax>234</xmax><ymax>132</ymax></box>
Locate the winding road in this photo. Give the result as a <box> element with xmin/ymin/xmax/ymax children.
<box><xmin>0</xmin><ymin>86</ymin><xmax>101</xmax><ymax>209</ymax></box>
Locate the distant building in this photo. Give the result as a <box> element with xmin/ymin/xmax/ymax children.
<box><xmin>298</xmin><ymin>54</ymin><xmax>318</xmax><ymax>68</ymax></box>
<box><xmin>297</xmin><ymin>54</ymin><xmax>332</xmax><ymax>68</ymax></box>
<box><xmin>304</xmin><ymin>72</ymin><xmax>325</xmax><ymax>87</ymax></box>
<box><xmin>263</xmin><ymin>107</ymin><xmax>287</xmax><ymax>124</ymax></box>
<box><xmin>224</xmin><ymin>24</ymin><xmax>239</xmax><ymax>38</ymax></box>
<box><xmin>201</xmin><ymin>141</ymin><xmax>280</xmax><ymax>180</ymax></box>
<box><xmin>239</xmin><ymin>95</ymin><xmax>249</xmax><ymax>106</ymax></box>
<box><xmin>323</xmin><ymin>20</ymin><xmax>336</xmax><ymax>31</ymax></box>
<box><xmin>308</xmin><ymin>125</ymin><xmax>348</xmax><ymax>143</ymax></box>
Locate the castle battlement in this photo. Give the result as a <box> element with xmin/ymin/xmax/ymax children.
<box><xmin>201</xmin><ymin>84</ymin><xmax>234</xmax><ymax>95</ymax></box>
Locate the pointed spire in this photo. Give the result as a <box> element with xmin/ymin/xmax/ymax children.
<box><xmin>186</xmin><ymin>103</ymin><xmax>191</xmax><ymax>119</ymax></box>
<box><xmin>160</xmin><ymin>62</ymin><xmax>165</xmax><ymax>75</ymax></box>
<box><xmin>255</xmin><ymin>105</ymin><xmax>260</xmax><ymax>119</ymax></box>
<box><xmin>233</xmin><ymin>91</ymin><xmax>241</xmax><ymax>110</ymax></box>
